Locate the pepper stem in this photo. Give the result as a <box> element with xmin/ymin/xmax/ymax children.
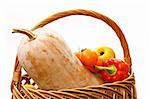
<box><xmin>12</xmin><ymin>28</ymin><xmax>37</xmax><ymax>40</ymax></box>
<box><xmin>95</xmin><ymin>65</ymin><xmax>117</xmax><ymax>76</ymax></box>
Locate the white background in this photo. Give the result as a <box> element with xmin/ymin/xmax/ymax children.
<box><xmin>0</xmin><ymin>0</ymin><xmax>150</xmax><ymax>99</ymax></box>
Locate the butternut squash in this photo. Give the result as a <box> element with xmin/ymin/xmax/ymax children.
<box><xmin>12</xmin><ymin>28</ymin><xmax>103</xmax><ymax>90</ymax></box>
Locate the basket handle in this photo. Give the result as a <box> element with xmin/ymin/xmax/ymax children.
<box><xmin>31</xmin><ymin>9</ymin><xmax>132</xmax><ymax>66</ymax></box>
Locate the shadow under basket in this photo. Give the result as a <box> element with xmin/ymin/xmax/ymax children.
<box><xmin>11</xmin><ymin>9</ymin><xmax>137</xmax><ymax>99</ymax></box>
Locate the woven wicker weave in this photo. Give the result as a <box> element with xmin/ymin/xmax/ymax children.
<box><xmin>11</xmin><ymin>9</ymin><xmax>136</xmax><ymax>99</ymax></box>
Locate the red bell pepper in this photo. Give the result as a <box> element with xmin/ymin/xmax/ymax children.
<box><xmin>95</xmin><ymin>58</ymin><xmax>129</xmax><ymax>82</ymax></box>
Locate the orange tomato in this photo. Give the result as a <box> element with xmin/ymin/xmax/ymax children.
<box><xmin>80</xmin><ymin>49</ymin><xmax>98</xmax><ymax>66</ymax></box>
<box><xmin>75</xmin><ymin>49</ymin><xmax>100</xmax><ymax>73</ymax></box>
<box><xmin>96</xmin><ymin>57</ymin><xmax>103</xmax><ymax>66</ymax></box>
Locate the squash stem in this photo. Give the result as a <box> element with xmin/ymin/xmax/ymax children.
<box><xmin>12</xmin><ymin>28</ymin><xmax>37</xmax><ymax>40</ymax></box>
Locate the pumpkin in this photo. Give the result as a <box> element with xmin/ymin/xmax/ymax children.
<box><xmin>12</xmin><ymin>28</ymin><xmax>104</xmax><ymax>90</ymax></box>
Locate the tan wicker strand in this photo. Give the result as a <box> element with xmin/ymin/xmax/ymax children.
<box><xmin>87</xmin><ymin>86</ymin><xmax>123</xmax><ymax>97</ymax></box>
<box><xmin>50</xmin><ymin>91</ymin><xmax>83</xmax><ymax>99</ymax></box>
<box><xmin>13</xmin><ymin>85</ymin><xmax>25</xmax><ymax>99</ymax></box>
<box><xmin>74</xmin><ymin>88</ymin><xmax>113</xmax><ymax>98</ymax></box>
<box><xmin>53</xmin><ymin>90</ymin><xmax>98</xmax><ymax>99</ymax></box>
<box><xmin>27</xmin><ymin>88</ymin><xmax>48</xmax><ymax>98</ymax></box>
<box><xmin>11</xmin><ymin>9</ymin><xmax>136</xmax><ymax>99</ymax></box>
<box><xmin>11</xmin><ymin>56</ymin><xmax>21</xmax><ymax>92</ymax></box>
<box><xmin>37</xmin><ymin>90</ymin><xmax>63</xmax><ymax>99</ymax></box>
<box><xmin>21</xmin><ymin>85</ymin><xmax>34</xmax><ymax>99</ymax></box>
<box><xmin>107</xmin><ymin>84</ymin><xmax>131</xmax><ymax>94</ymax></box>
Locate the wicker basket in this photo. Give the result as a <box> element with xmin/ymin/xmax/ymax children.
<box><xmin>11</xmin><ymin>9</ymin><xmax>136</xmax><ymax>99</ymax></box>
